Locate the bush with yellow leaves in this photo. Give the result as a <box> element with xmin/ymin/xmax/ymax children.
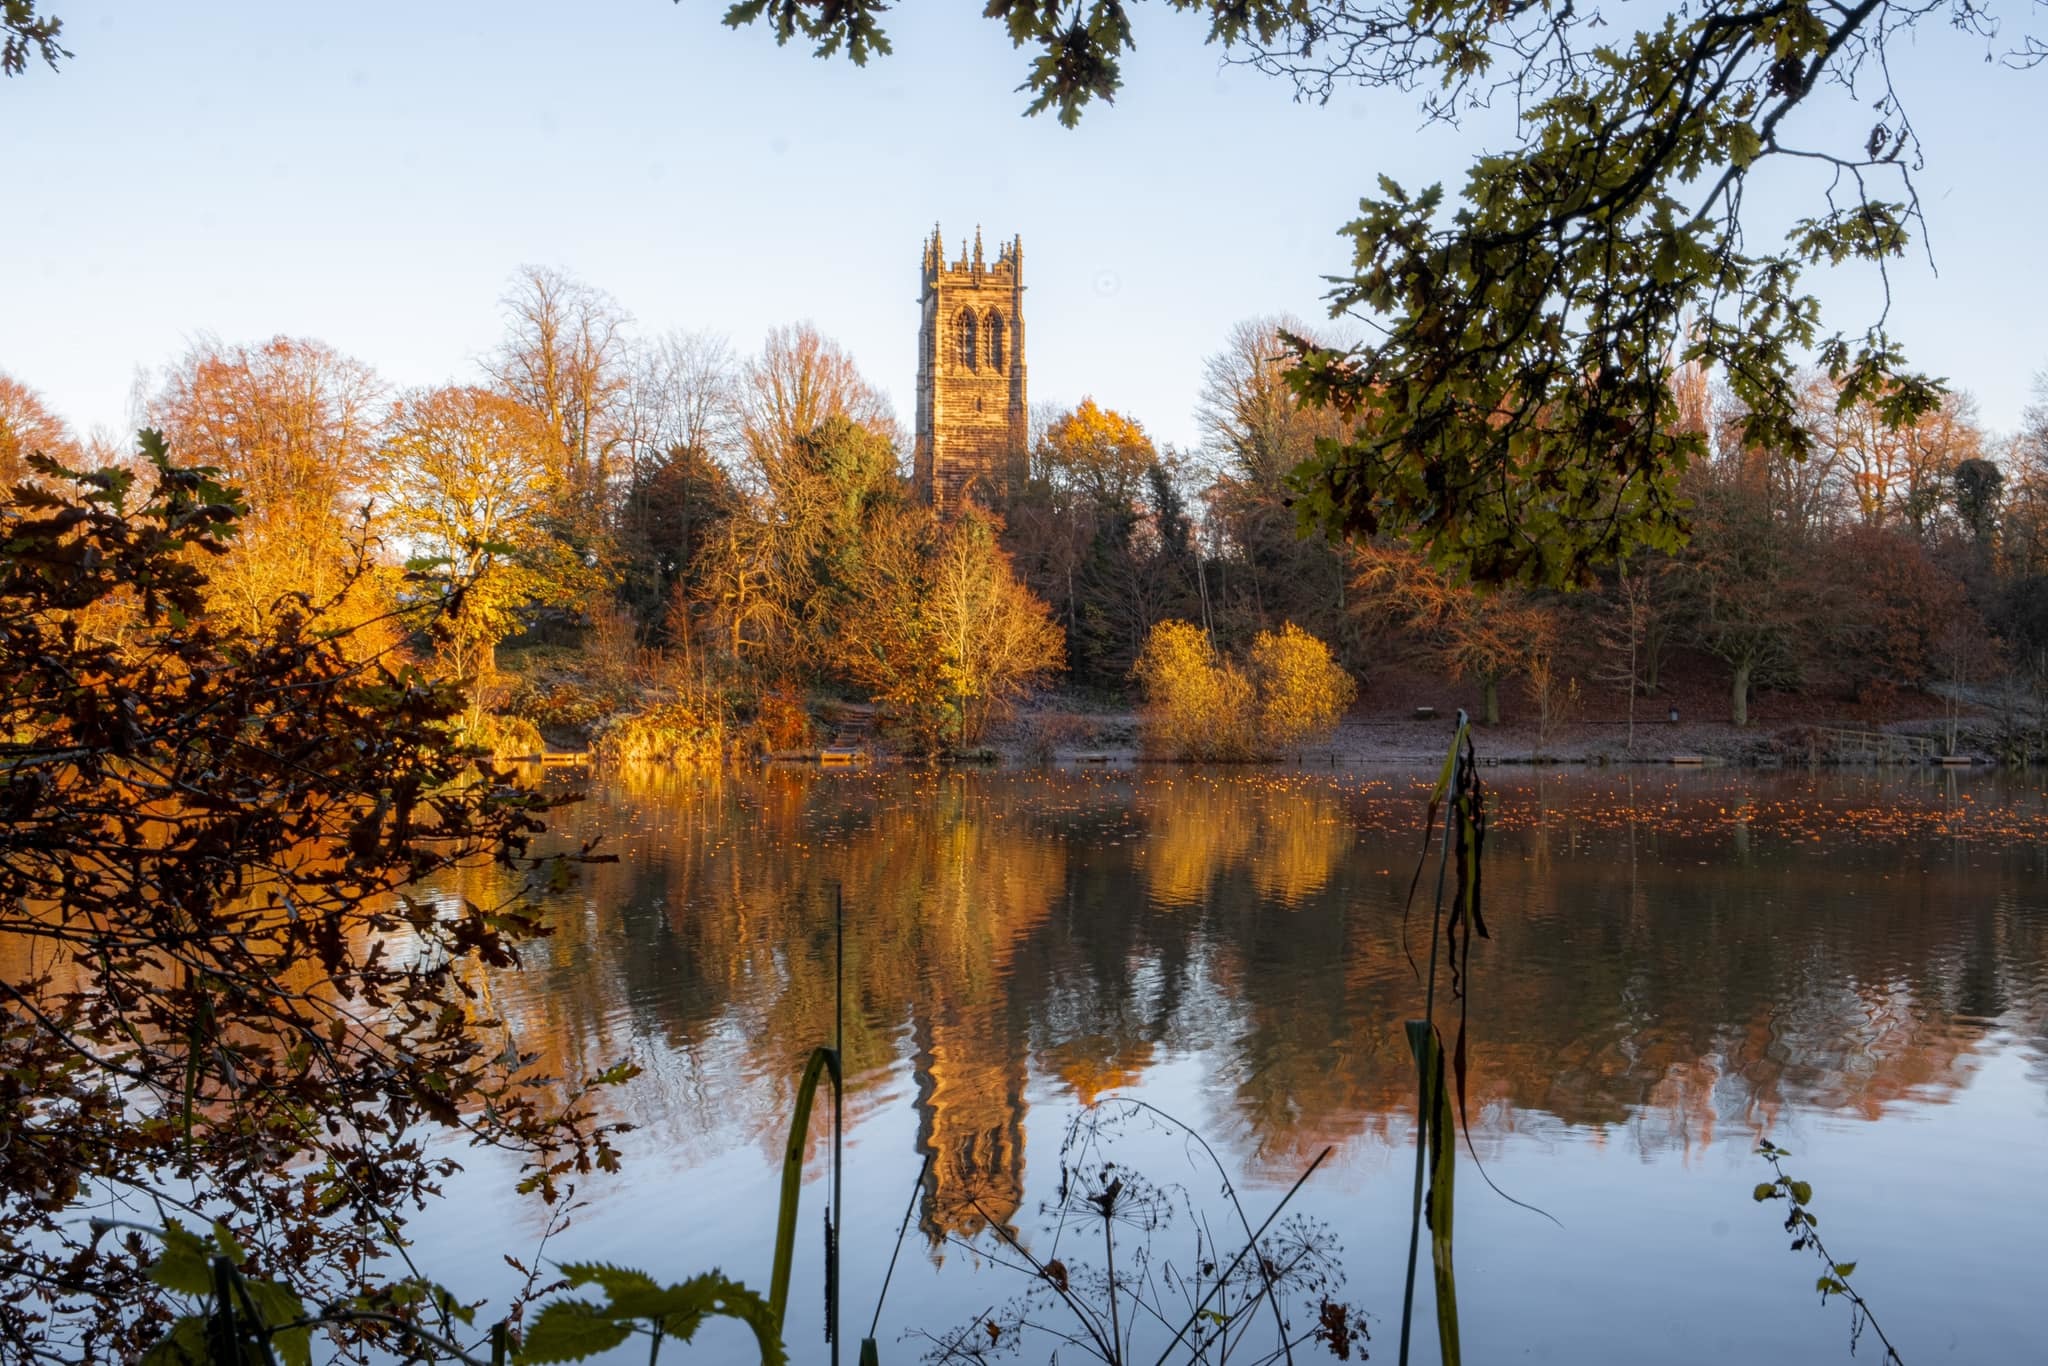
<box><xmin>1247</xmin><ymin>621</ymin><xmax>1359</xmax><ymax>756</ymax></box>
<box><xmin>1134</xmin><ymin>620</ymin><xmax>1355</xmax><ymax>761</ymax></box>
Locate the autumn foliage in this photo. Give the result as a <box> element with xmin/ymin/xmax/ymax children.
<box><xmin>1133</xmin><ymin>619</ymin><xmax>1354</xmax><ymax>760</ymax></box>
<box><xmin>0</xmin><ymin>441</ymin><xmax>625</xmax><ymax>1358</ymax></box>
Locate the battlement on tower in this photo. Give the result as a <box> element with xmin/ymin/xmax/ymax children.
<box><xmin>914</xmin><ymin>224</ymin><xmax>1028</xmax><ymax>513</ymax></box>
<box><xmin>920</xmin><ymin>224</ymin><xmax>1023</xmax><ymax>291</ymax></box>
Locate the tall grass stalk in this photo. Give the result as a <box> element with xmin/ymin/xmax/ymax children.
<box><xmin>1398</xmin><ymin>714</ymin><xmax>1468</xmax><ymax>1366</ymax></box>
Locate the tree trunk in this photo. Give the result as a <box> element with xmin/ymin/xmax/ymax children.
<box><xmin>1482</xmin><ymin>676</ymin><xmax>1500</xmax><ymax>726</ymax></box>
<box><xmin>1730</xmin><ymin>659</ymin><xmax>1752</xmax><ymax>727</ymax></box>
<box><xmin>1624</xmin><ymin>647</ymin><xmax>1637</xmax><ymax>753</ymax></box>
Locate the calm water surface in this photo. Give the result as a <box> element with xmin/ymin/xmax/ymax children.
<box><xmin>412</xmin><ymin>765</ymin><xmax>2048</xmax><ymax>1365</ymax></box>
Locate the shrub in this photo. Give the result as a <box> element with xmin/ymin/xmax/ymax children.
<box><xmin>454</xmin><ymin>710</ymin><xmax>545</xmax><ymax>761</ymax></box>
<box><xmin>506</xmin><ymin>676</ymin><xmax>613</xmax><ymax>739</ymax></box>
<box><xmin>1248</xmin><ymin>622</ymin><xmax>1358</xmax><ymax>755</ymax></box>
<box><xmin>592</xmin><ymin>701</ymin><xmax>726</xmax><ymax>768</ymax></box>
<box><xmin>748</xmin><ymin>680</ymin><xmax>817</xmax><ymax>753</ymax></box>
<box><xmin>1135</xmin><ymin>620</ymin><xmax>1356</xmax><ymax>760</ymax></box>
<box><xmin>1132</xmin><ymin>620</ymin><xmax>1258</xmax><ymax>760</ymax></box>
<box><xmin>1011</xmin><ymin>708</ymin><xmax>1092</xmax><ymax>763</ymax></box>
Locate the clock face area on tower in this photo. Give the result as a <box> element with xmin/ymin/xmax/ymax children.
<box><xmin>914</xmin><ymin>226</ymin><xmax>1028</xmax><ymax>513</ymax></box>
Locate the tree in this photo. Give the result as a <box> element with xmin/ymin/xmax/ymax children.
<box><xmin>147</xmin><ymin>335</ymin><xmax>385</xmax><ymax>632</ymax></box>
<box><xmin>1351</xmin><ymin>544</ymin><xmax>1551</xmax><ymax>725</ymax></box>
<box><xmin>728</xmin><ymin>1</ymin><xmax>2041</xmax><ymax>584</ymax></box>
<box><xmin>617</xmin><ymin>440</ymin><xmax>741</xmax><ymax>634</ymax></box>
<box><xmin>617</xmin><ymin>332</ymin><xmax>745</xmax><ymax>629</ymax></box>
<box><xmin>1033</xmin><ymin>398</ymin><xmax>1157</xmax><ymax>510</ymax></box>
<box><xmin>701</xmin><ymin>412</ymin><xmax>901</xmax><ymax>676</ymax></box>
<box><xmin>1672</xmin><ymin>469</ymin><xmax>1815</xmax><ymax>725</ymax></box>
<box><xmin>0</xmin><ymin>438</ymin><xmax>620</xmax><ymax>1360</ymax></box>
<box><xmin>1195</xmin><ymin>319</ymin><xmax>1357</xmax><ymax>659</ymax></box>
<box><xmin>1592</xmin><ymin>562</ymin><xmax>1658</xmax><ymax>751</ymax></box>
<box><xmin>1952</xmin><ymin>457</ymin><xmax>2005</xmax><ymax>549</ymax></box>
<box><xmin>829</xmin><ymin>503</ymin><xmax>1064</xmax><ymax>752</ymax></box>
<box><xmin>1825</xmin><ymin>523</ymin><xmax>1975</xmax><ymax>694</ymax></box>
<box><xmin>926</xmin><ymin>508</ymin><xmax>1069</xmax><ymax>746</ymax></box>
<box><xmin>740</xmin><ymin>323</ymin><xmax>895</xmax><ymax>495</ymax></box>
<box><xmin>1801</xmin><ymin>378</ymin><xmax>1984</xmax><ymax>535</ymax></box>
<box><xmin>627</xmin><ymin>330</ymin><xmax>743</xmax><ymax>461</ymax></box>
<box><xmin>0</xmin><ymin>371</ymin><xmax>77</xmax><ymax>483</ymax></box>
<box><xmin>380</xmin><ymin>386</ymin><xmax>575</xmax><ymax>701</ymax></box>
<box><xmin>487</xmin><ymin>265</ymin><xmax>633</xmax><ymax>538</ymax></box>
<box><xmin>1</xmin><ymin>1</ymin><xmax>64</xmax><ymax>75</ymax></box>
<box><xmin>1197</xmin><ymin>316</ymin><xmax>1344</xmax><ymax>494</ymax></box>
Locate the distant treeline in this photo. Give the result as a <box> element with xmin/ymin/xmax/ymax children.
<box><xmin>4</xmin><ymin>271</ymin><xmax>2045</xmax><ymax>754</ymax></box>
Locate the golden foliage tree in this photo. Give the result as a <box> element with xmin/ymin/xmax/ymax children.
<box><xmin>380</xmin><ymin>386</ymin><xmax>574</xmax><ymax>699</ymax></box>
<box><xmin>1032</xmin><ymin>397</ymin><xmax>1156</xmax><ymax>509</ymax></box>
<box><xmin>147</xmin><ymin>335</ymin><xmax>384</xmax><ymax>632</ymax></box>
<box><xmin>830</xmin><ymin>504</ymin><xmax>1064</xmax><ymax>753</ymax></box>
<box><xmin>929</xmin><ymin>508</ymin><xmax>1068</xmax><ymax>745</ymax></box>
<box><xmin>0</xmin><ymin>370</ymin><xmax>77</xmax><ymax>484</ymax></box>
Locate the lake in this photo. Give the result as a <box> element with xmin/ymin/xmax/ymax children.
<box><xmin>409</xmin><ymin>763</ymin><xmax>2048</xmax><ymax>1365</ymax></box>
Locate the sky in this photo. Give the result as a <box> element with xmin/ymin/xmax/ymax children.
<box><xmin>8</xmin><ymin>2</ymin><xmax>2047</xmax><ymax>452</ymax></box>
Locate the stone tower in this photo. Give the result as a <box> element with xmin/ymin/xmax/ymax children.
<box><xmin>914</xmin><ymin>225</ymin><xmax>1027</xmax><ymax>511</ymax></box>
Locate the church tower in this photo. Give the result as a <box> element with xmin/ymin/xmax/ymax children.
<box><xmin>914</xmin><ymin>225</ymin><xmax>1026</xmax><ymax>511</ymax></box>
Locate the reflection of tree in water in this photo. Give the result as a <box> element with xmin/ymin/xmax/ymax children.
<box><xmin>1133</xmin><ymin>772</ymin><xmax>1351</xmax><ymax>910</ymax></box>
<box><xmin>448</xmin><ymin>767</ymin><xmax>2048</xmax><ymax>1226</ymax></box>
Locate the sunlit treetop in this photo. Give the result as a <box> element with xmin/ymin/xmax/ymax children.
<box><xmin>722</xmin><ymin>0</ymin><xmax>2045</xmax><ymax>587</ymax></box>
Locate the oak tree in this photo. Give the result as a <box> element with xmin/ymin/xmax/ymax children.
<box><xmin>0</xmin><ymin>438</ymin><xmax>620</xmax><ymax>1360</ymax></box>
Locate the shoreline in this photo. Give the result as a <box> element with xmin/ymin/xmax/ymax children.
<box><xmin>971</xmin><ymin>705</ymin><xmax>2011</xmax><ymax>769</ymax></box>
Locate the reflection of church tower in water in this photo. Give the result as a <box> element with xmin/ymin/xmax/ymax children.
<box><xmin>911</xmin><ymin>1007</ymin><xmax>1029</xmax><ymax>1243</ymax></box>
<box><xmin>914</xmin><ymin>224</ymin><xmax>1028</xmax><ymax>513</ymax></box>
<box><xmin>891</xmin><ymin>775</ymin><xmax>1070</xmax><ymax>1246</ymax></box>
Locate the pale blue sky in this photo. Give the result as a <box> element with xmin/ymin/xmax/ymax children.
<box><xmin>9</xmin><ymin>2</ymin><xmax>2045</xmax><ymax>450</ymax></box>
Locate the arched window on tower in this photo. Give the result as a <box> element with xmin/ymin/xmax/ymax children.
<box><xmin>987</xmin><ymin>311</ymin><xmax>1006</xmax><ymax>373</ymax></box>
<box><xmin>957</xmin><ymin>309</ymin><xmax>978</xmax><ymax>371</ymax></box>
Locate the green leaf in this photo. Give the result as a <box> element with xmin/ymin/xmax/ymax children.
<box><xmin>518</xmin><ymin>1274</ymin><xmax>787</xmax><ymax>1366</ymax></box>
<box><xmin>772</xmin><ymin>1046</ymin><xmax>841</xmax><ymax>1332</ymax></box>
<box><xmin>210</xmin><ymin>1219</ymin><xmax>245</xmax><ymax>1265</ymax></box>
<box><xmin>1752</xmin><ymin>1183</ymin><xmax>1777</xmax><ymax>1202</ymax></box>
<box><xmin>591</xmin><ymin>1060</ymin><xmax>643</xmax><ymax>1087</ymax></box>
<box><xmin>241</xmin><ymin>1277</ymin><xmax>312</xmax><ymax>1366</ymax></box>
<box><xmin>139</xmin><ymin>1315</ymin><xmax>211</xmax><ymax>1365</ymax></box>
<box><xmin>1789</xmin><ymin>1181</ymin><xmax>1813</xmax><ymax>1206</ymax></box>
<box><xmin>517</xmin><ymin>1300</ymin><xmax>635</xmax><ymax>1364</ymax></box>
<box><xmin>1728</xmin><ymin>122</ymin><xmax>1761</xmax><ymax>168</ymax></box>
<box><xmin>1833</xmin><ymin>1262</ymin><xmax>1856</xmax><ymax>1278</ymax></box>
<box><xmin>559</xmin><ymin>1261</ymin><xmax>661</xmax><ymax>1300</ymax></box>
<box><xmin>147</xmin><ymin>1221</ymin><xmax>214</xmax><ymax>1296</ymax></box>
